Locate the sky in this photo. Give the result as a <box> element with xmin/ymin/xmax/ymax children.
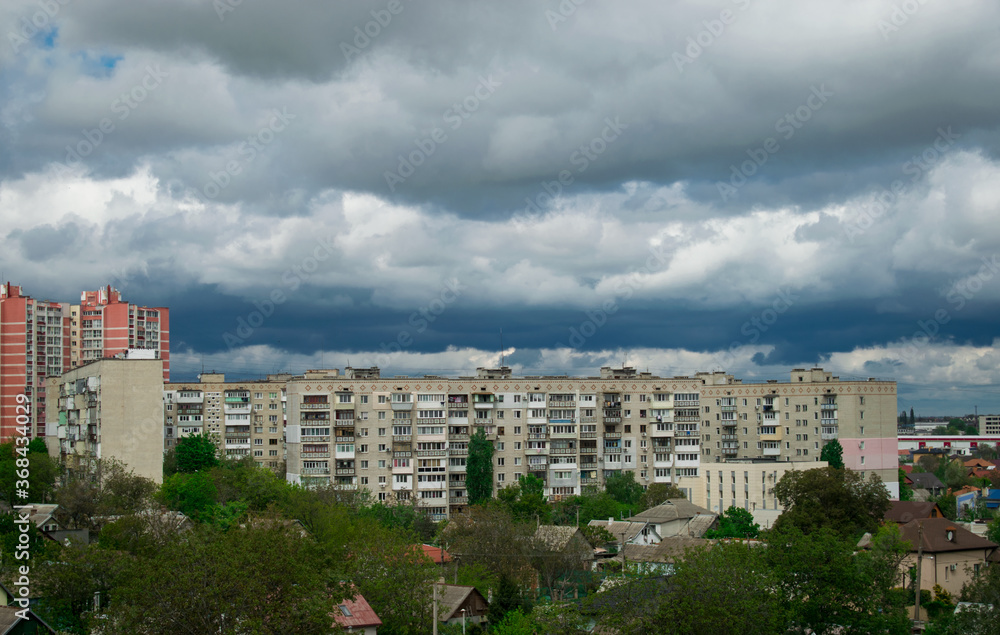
<box><xmin>2</xmin><ymin>0</ymin><xmax>1000</xmax><ymax>415</ymax></box>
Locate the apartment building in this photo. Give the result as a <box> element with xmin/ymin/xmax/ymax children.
<box><xmin>44</xmin><ymin>358</ymin><xmax>165</xmax><ymax>483</ymax></box>
<box><xmin>0</xmin><ymin>283</ymin><xmax>71</xmax><ymax>439</ymax></box>
<box><xmin>699</xmin><ymin>367</ymin><xmax>898</xmax><ymax>497</ymax></box>
<box><xmin>0</xmin><ymin>282</ymin><xmax>169</xmax><ymax>441</ymax></box>
<box><xmin>691</xmin><ymin>459</ymin><xmax>828</xmax><ymax>516</ymax></box>
<box><xmin>283</xmin><ymin>365</ymin><xmax>897</xmax><ymax>520</ymax></box>
<box><xmin>163</xmin><ymin>373</ymin><xmax>289</xmax><ymax>470</ymax></box>
<box><xmin>70</xmin><ymin>285</ymin><xmax>170</xmax><ymax>380</ymax></box>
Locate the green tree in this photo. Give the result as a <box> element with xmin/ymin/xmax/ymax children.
<box><xmin>820</xmin><ymin>439</ymin><xmax>845</xmax><ymax>469</ymax></box>
<box><xmin>349</xmin><ymin>521</ymin><xmax>438</xmax><ymax>635</ymax></box>
<box><xmin>0</xmin><ymin>441</ymin><xmax>58</xmax><ymax>504</ymax></box>
<box><xmin>466</xmin><ymin>427</ymin><xmax>494</xmax><ymax>505</ymax></box>
<box><xmin>899</xmin><ymin>469</ymin><xmax>914</xmax><ymax>501</ymax></box>
<box><xmin>654</xmin><ymin>541</ymin><xmax>788</xmax><ymax>634</ymax></box>
<box><xmin>580</xmin><ymin>524</ymin><xmax>616</xmax><ymax>549</ymax></box>
<box><xmin>772</xmin><ymin>466</ymin><xmax>890</xmax><ymax>539</ymax></box>
<box><xmin>157</xmin><ymin>471</ymin><xmax>217</xmax><ymax>519</ymax></box>
<box><xmin>496</xmin><ymin>474</ymin><xmax>551</xmax><ymax>523</ymax></box>
<box><xmin>604</xmin><ymin>471</ymin><xmax>644</xmax><ymax>507</ymax></box>
<box><xmin>638</xmin><ymin>482</ymin><xmax>684</xmax><ymax>510</ymax></box>
<box><xmin>174</xmin><ymin>432</ymin><xmax>219</xmax><ymax>473</ymax></box>
<box><xmin>705</xmin><ymin>506</ymin><xmax>760</xmax><ymax>539</ymax></box>
<box><xmin>766</xmin><ymin>524</ymin><xmax>910</xmax><ymax>634</ymax></box>
<box><xmin>487</xmin><ymin>573</ymin><xmax>533</xmax><ymax>627</ymax></box>
<box><xmin>104</xmin><ymin>519</ymin><xmax>338</xmax><ymax>634</ymax></box>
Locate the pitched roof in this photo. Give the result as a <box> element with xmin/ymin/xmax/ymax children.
<box><xmin>899</xmin><ymin>518</ymin><xmax>999</xmax><ymax>554</ymax></box>
<box><xmin>420</xmin><ymin>544</ymin><xmax>452</xmax><ymax>564</ymax></box>
<box><xmin>885</xmin><ymin>501</ymin><xmax>942</xmax><ymax>523</ymax></box>
<box><xmin>909</xmin><ymin>472</ymin><xmax>945</xmax><ymax>489</ymax></box>
<box><xmin>900</xmin><ymin>465</ymin><xmax>914</xmax><ymax>474</ymax></box>
<box><xmin>970</xmin><ymin>469</ymin><xmax>993</xmax><ymax>480</ymax></box>
<box><xmin>534</xmin><ymin>525</ymin><xmax>585</xmax><ymax>551</ymax></box>
<box><xmin>333</xmin><ymin>594</ymin><xmax>382</xmax><ymax>629</ymax></box>
<box><xmin>964</xmin><ymin>458</ymin><xmax>994</xmax><ymax>468</ymax></box>
<box><xmin>628</xmin><ymin>499</ymin><xmax>713</xmax><ymax>523</ymax></box>
<box><xmin>586</xmin><ymin>520</ymin><xmax>653</xmax><ymax>543</ymax></box>
<box><xmin>437</xmin><ymin>585</ymin><xmax>488</xmax><ymax>621</ymax></box>
<box><xmin>0</xmin><ymin>605</ymin><xmax>56</xmax><ymax>634</ymax></box>
<box><xmin>619</xmin><ymin>538</ymin><xmax>713</xmax><ymax>563</ymax></box>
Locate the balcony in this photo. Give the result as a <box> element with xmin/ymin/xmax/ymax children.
<box><xmin>580</xmin><ymin>446</ymin><xmax>598</xmax><ymax>454</ymax></box>
<box><xmin>674</xmin><ymin>400</ymin><xmax>699</xmax><ymax>407</ymax></box>
<box><xmin>301</xmin><ymin>451</ymin><xmax>330</xmax><ymax>459</ymax></box>
<box><xmin>393</xmin><ymin>435</ymin><xmax>412</xmax><ymax>443</ymax></box>
<box><xmin>580</xmin><ymin>416</ymin><xmax>597</xmax><ymax>424</ymax></box>
<box><xmin>548</xmin><ymin>400</ymin><xmax>575</xmax><ymax>408</ymax></box>
<box><xmin>762</xmin><ymin>446</ymin><xmax>781</xmax><ymax>456</ymax></box>
<box><xmin>603</xmin><ymin>446</ymin><xmax>623</xmax><ymax>454</ymax></box>
<box><xmin>301</xmin><ymin>435</ymin><xmax>331</xmax><ymax>443</ymax></box>
<box><xmin>526</xmin><ymin>446</ymin><xmax>549</xmax><ymax>455</ymax></box>
<box><xmin>334</xmin><ymin>418</ymin><xmax>355</xmax><ymax>426</ymax></box>
<box><xmin>821</xmin><ymin>429</ymin><xmax>839</xmax><ymax>440</ymax></box>
<box><xmin>335</xmin><ymin>468</ymin><xmax>355</xmax><ymax>475</ymax></box>
<box><xmin>448</xmin><ymin>433</ymin><xmax>469</xmax><ymax>441</ymax></box>
<box><xmin>821</xmin><ymin>403</ymin><xmax>838</xmax><ymax>411</ymax></box>
<box><xmin>390</xmin><ymin>401</ymin><xmax>414</xmax><ymax>411</ymax></box>
<box><xmin>334</xmin><ymin>401</ymin><xmax>356</xmax><ymax>410</ymax></box>
<box><xmin>448</xmin><ymin>447</ymin><xmax>468</xmax><ymax>456</ymax></box>
<box><xmin>335</xmin><ymin>436</ymin><xmax>355</xmax><ymax>444</ymax></box>
<box><xmin>674</xmin><ymin>415</ymin><xmax>700</xmax><ymax>423</ymax></box>
<box><xmin>603</xmin><ymin>417</ymin><xmax>622</xmax><ymax>424</ymax></box>
<box><xmin>416</xmin><ymin>449</ymin><xmax>447</xmax><ymax>457</ymax></box>
<box><xmin>720</xmin><ymin>405</ymin><xmax>737</xmax><ymax>412</ymax></box>
<box><xmin>301</xmin><ymin>402</ymin><xmax>330</xmax><ymax>410</ymax></box>
<box><xmin>581</xmin><ymin>477</ymin><xmax>599</xmax><ymax>486</ymax></box>
<box><xmin>722</xmin><ymin>446</ymin><xmax>739</xmax><ymax>455</ymax></box>
<box><xmin>474</xmin><ymin>418</ymin><xmax>493</xmax><ymax>425</ymax></box>
<box><xmin>604</xmin><ymin>432</ymin><xmax>622</xmax><ymax>439</ymax></box>
<box><xmin>447</xmin><ymin>402</ymin><xmax>469</xmax><ymax>408</ymax></box>
<box><xmin>302</xmin><ymin>467</ymin><xmax>331</xmax><ymax>475</ymax></box>
<box><xmin>417</xmin><ymin>418</ymin><xmax>446</xmax><ymax>425</ymax></box>
<box><xmin>550</xmin><ymin>447</ymin><xmax>576</xmax><ymax>455</ymax></box>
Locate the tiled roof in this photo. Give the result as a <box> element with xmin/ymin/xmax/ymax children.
<box><xmin>619</xmin><ymin>538</ymin><xmax>713</xmax><ymax>563</ymax></box>
<box><xmin>586</xmin><ymin>520</ymin><xmax>651</xmax><ymax>543</ymax></box>
<box><xmin>420</xmin><ymin>544</ymin><xmax>452</xmax><ymax>563</ymax></box>
<box><xmin>899</xmin><ymin>518</ymin><xmax>998</xmax><ymax>554</ymax></box>
<box><xmin>885</xmin><ymin>501</ymin><xmax>942</xmax><ymax>523</ymax></box>
<box><xmin>909</xmin><ymin>473</ymin><xmax>945</xmax><ymax>489</ymax></box>
<box><xmin>628</xmin><ymin>499</ymin><xmax>713</xmax><ymax>523</ymax></box>
<box><xmin>333</xmin><ymin>594</ymin><xmax>382</xmax><ymax>629</ymax></box>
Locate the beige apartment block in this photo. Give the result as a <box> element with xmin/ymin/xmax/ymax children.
<box><xmin>163</xmin><ymin>373</ymin><xmax>290</xmax><ymax>471</ymax></box>
<box><xmin>698</xmin><ymin>368</ymin><xmax>898</xmax><ymax>498</ymax></box>
<box><xmin>45</xmin><ymin>358</ymin><xmax>164</xmax><ymax>483</ymax></box>
<box><xmin>690</xmin><ymin>459</ymin><xmax>828</xmax><ymax>517</ymax></box>
<box><xmin>281</xmin><ymin>365</ymin><xmax>898</xmax><ymax>521</ymax></box>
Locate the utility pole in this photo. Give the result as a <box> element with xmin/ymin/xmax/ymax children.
<box><xmin>914</xmin><ymin>522</ymin><xmax>923</xmax><ymax>623</ymax></box>
<box><xmin>432</xmin><ymin>582</ymin><xmax>438</xmax><ymax>635</ymax></box>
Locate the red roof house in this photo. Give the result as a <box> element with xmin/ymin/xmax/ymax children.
<box><xmin>333</xmin><ymin>593</ymin><xmax>382</xmax><ymax>634</ymax></box>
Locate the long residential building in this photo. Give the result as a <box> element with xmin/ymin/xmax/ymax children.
<box><xmin>280</xmin><ymin>365</ymin><xmax>898</xmax><ymax>520</ymax></box>
<box><xmin>162</xmin><ymin>373</ymin><xmax>290</xmax><ymax>471</ymax></box>
<box><xmin>0</xmin><ymin>282</ymin><xmax>169</xmax><ymax>441</ymax></box>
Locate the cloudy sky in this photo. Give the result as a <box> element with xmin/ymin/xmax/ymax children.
<box><xmin>2</xmin><ymin>0</ymin><xmax>1000</xmax><ymax>415</ymax></box>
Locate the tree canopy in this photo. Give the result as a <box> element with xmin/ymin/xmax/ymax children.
<box><xmin>173</xmin><ymin>432</ymin><xmax>219</xmax><ymax>473</ymax></box>
<box><xmin>466</xmin><ymin>427</ymin><xmax>494</xmax><ymax>505</ymax></box>
<box><xmin>820</xmin><ymin>439</ymin><xmax>844</xmax><ymax>469</ymax></box>
<box><xmin>705</xmin><ymin>506</ymin><xmax>760</xmax><ymax>539</ymax></box>
<box><xmin>772</xmin><ymin>466</ymin><xmax>890</xmax><ymax>539</ymax></box>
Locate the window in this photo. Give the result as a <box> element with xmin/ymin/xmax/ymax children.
<box><xmin>514</xmin><ymin>426</ymin><xmax>521</xmax><ymax>435</ymax></box>
<box><xmin>497</xmin><ymin>473</ymin><xmax>505</xmax><ymax>482</ymax></box>
<box><xmin>497</xmin><ymin>457</ymin><xmax>505</xmax><ymax>466</ymax></box>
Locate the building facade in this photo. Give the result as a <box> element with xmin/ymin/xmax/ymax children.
<box><xmin>282</xmin><ymin>366</ymin><xmax>898</xmax><ymax>520</ymax></box>
<box><xmin>163</xmin><ymin>373</ymin><xmax>289</xmax><ymax>470</ymax></box>
<box><xmin>0</xmin><ymin>283</ymin><xmax>70</xmax><ymax>440</ymax></box>
<box><xmin>45</xmin><ymin>358</ymin><xmax>165</xmax><ymax>483</ymax></box>
<box><xmin>690</xmin><ymin>459</ymin><xmax>828</xmax><ymax>515</ymax></box>
<box><xmin>699</xmin><ymin>367</ymin><xmax>898</xmax><ymax>497</ymax></box>
<box><xmin>70</xmin><ymin>286</ymin><xmax>170</xmax><ymax>380</ymax></box>
<box><xmin>1</xmin><ymin>282</ymin><xmax>169</xmax><ymax>441</ymax></box>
